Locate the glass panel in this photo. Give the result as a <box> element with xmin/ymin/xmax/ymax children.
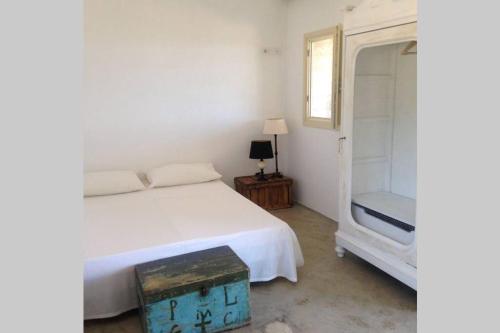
<box><xmin>310</xmin><ymin>37</ymin><xmax>333</xmax><ymax>119</ymax></box>
<box><xmin>350</xmin><ymin>41</ymin><xmax>417</xmax><ymax>245</ymax></box>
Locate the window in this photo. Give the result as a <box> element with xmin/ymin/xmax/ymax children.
<box><xmin>304</xmin><ymin>26</ymin><xmax>342</xmax><ymax>129</ymax></box>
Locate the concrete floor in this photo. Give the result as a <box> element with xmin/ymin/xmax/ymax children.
<box><xmin>84</xmin><ymin>204</ymin><xmax>416</xmax><ymax>333</ymax></box>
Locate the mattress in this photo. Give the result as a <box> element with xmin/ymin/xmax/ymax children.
<box><xmin>351</xmin><ymin>191</ymin><xmax>416</xmax><ymax>244</ymax></box>
<box><xmin>84</xmin><ymin>180</ymin><xmax>304</xmax><ymax>319</ymax></box>
<box><xmin>352</xmin><ymin>191</ymin><xmax>415</xmax><ymax>228</ymax></box>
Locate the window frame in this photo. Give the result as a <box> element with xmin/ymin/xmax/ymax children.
<box><xmin>303</xmin><ymin>25</ymin><xmax>342</xmax><ymax>130</ymax></box>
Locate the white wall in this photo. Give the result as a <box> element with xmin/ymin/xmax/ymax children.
<box><xmin>391</xmin><ymin>43</ymin><xmax>417</xmax><ymax>198</ymax></box>
<box><xmin>352</xmin><ymin>44</ymin><xmax>397</xmax><ymax>195</ymax></box>
<box><xmin>352</xmin><ymin>42</ymin><xmax>417</xmax><ymax>199</ymax></box>
<box><xmin>84</xmin><ymin>0</ymin><xmax>288</xmax><ymax>185</ymax></box>
<box><xmin>284</xmin><ymin>0</ymin><xmax>362</xmax><ymax>221</ymax></box>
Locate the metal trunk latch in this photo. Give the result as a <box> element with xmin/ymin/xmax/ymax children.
<box><xmin>200</xmin><ymin>285</ymin><xmax>209</xmax><ymax>297</ymax></box>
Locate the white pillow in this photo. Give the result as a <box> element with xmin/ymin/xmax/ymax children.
<box><xmin>146</xmin><ymin>162</ymin><xmax>222</xmax><ymax>188</ymax></box>
<box><xmin>84</xmin><ymin>170</ymin><xmax>145</xmax><ymax>197</ymax></box>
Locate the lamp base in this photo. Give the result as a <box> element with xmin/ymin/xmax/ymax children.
<box><xmin>255</xmin><ymin>171</ymin><xmax>267</xmax><ymax>181</ymax></box>
<box><xmin>255</xmin><ymin>159</ymin><xmax>268</xmax><ymax>181</ymax></box>
<box><xmin>271</xmin><ymin>172</ymin><xmax>283</xmax><ymax>178</ymax></box>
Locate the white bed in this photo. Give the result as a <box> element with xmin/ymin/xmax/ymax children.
<box><xmin>84</xmin><ymin>180</ymin><xmax>304</xmax><ymax>319</ymax></box>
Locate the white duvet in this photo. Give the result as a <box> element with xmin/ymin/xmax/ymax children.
<box><xmin>84</xmin><ymin>180</ymin><xmax>304</xmax><ymax>319</ymax></box>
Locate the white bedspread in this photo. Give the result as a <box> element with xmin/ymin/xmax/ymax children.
<box><xmin>84</xmin><ymin>180</ymin><xmax>304</xmax><ymax>319</ymax></box>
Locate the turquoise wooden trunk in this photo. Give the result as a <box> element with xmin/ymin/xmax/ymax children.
<box><xmin>135</xmin><ymin>246</ymin><xmax>251</xmax><ymax>333</ymax></box>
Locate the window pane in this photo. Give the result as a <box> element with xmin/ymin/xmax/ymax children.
<box><xmin>310</xmin><ymin>37</ymin><xmax>333</xmax><ymax>119</ymax></box>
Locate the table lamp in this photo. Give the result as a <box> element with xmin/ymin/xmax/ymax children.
<box><xmin>263</xmin><ymin>118</ymin><xmax>288</xmax><ymax>178</ymax></box>
<box><xmin>249</xmin><ymin>140</ymin><xmax>274</xmax><ymax>181</ymax></box>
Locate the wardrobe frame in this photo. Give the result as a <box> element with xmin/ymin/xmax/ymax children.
<box><xmin>335</xmin><ymin>0</ymin><xmax>417</xmax><ymax>289</ymax></box>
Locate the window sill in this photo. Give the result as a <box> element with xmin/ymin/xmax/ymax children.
<box><xmin>303</xmin><ymin>117</ymin><xmax>337</xmax><ymax>130</ymax></box>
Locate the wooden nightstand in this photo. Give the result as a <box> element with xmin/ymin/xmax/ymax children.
<box><xmin>234</xmin><ymin>174</ymin><xmax>293</xmax><ymax>210</ymax></box>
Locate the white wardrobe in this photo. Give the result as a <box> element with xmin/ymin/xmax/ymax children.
<box><xmin>335</xmin><ymin>0</ymin><xmax>417</xmax><ymax>289</ymax></box>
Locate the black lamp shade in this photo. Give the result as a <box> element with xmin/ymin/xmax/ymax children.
<box><xmin>249</xmin><ymin>140</ymin><xmax>273</xmax><ymax>160</ymax></box>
